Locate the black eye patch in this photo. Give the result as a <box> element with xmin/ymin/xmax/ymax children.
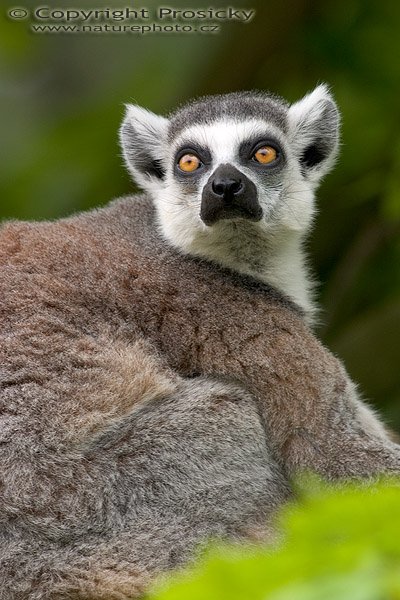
<box><xmin>238</xmin><ymin>137</ymin><xmax>284</xmax><ymax>167</ymax></box>
<box><xmin>174</xmin><ymin>143</ymin><xmax>212</xmax><ymax>180</ymax></box>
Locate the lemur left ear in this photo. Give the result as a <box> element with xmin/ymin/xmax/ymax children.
<box><xmin>120</xmin><ymin>105</ymin><xmax>169</xmax><ymax>190</ymax></box>
<box><xmin>288</xmin><ymin>84</ymin><xmax>340</xmax><ymax>184</ymax></box>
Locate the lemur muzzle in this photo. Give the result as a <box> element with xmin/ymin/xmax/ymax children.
<box><xmin>200</xmin><ymin>164</ymin><xmax>262</xmax><ymax>226</ymax></box>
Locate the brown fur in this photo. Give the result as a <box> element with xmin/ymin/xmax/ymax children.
<box><xmin>1</xmin><ymin>195</ymin><xmax>399</xmax><ymax>598</ymax></box>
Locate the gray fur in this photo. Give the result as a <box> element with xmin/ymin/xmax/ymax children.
<box><xmin>168</xmin><ymin>91</ymin><xmax>289</xmax><ymax>139</ymax></box>
<box><xmin>1</xmin><ymin>196</ymin><xmax>399</xmax><ymax>598</ymax></box>
<box><xmin>1</xmin><ymin>87</ymin><xmax>399</xmax><ymax>598</ymax></box>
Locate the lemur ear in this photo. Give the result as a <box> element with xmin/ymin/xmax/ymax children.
<box><xmin>120</xmin><ymin>105</ymin><xmax>169</xmax><ymax>190</ymax></box>
<box><xmin>288</xmin><ymin>84</ymin><xmax>340</xmax><ymax>184</ymax></box>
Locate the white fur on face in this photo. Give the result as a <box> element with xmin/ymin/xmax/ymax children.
<box><xmin>153</xmin><ymin>118</ymin><xmax>315</xmax><ymax>254</ymax></box>
<box><xmin>171</xmin><ymin>119</ymin><xmax>284</xmax><ymax>167</ymax></box>
<box><xmin>149</xmin><ymin>118</ymin><xmax>318</xmax><ymax>321</ymax></box>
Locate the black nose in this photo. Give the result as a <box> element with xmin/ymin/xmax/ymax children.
<box><xmin>211</xmin><ymin>177</ymin><xmax>244</xmax><ymax>199</ymax></box>
<box><xmin>200</xmin><ymin>164</ymin><xmax>262</xmax><ymax>226</ymax></box>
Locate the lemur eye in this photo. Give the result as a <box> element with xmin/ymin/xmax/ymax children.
<box><xmin>178</xmin><ymin>154</ymin><xmax>202</xmax><ymax>173</ymax></box>
<box><xmin>253</xmin><ymin>146</ymin><xmax>277</xmax><ymax>165</ymax></box>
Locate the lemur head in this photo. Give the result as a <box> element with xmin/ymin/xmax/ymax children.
<box><xmin>120</xmin><ymin>85</ymin><xmax>340</xmax><ymax>264</ymax></box>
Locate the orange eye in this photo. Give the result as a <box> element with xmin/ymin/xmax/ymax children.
<box><xmin>178</xmin><ymin>154</ymin><xmax>202</xmax><ymax>172</ymax></box>
<box><xmin>253</xmin><ymin>146</ymin><xmax>277</xmax><ymax>165</ymax></box>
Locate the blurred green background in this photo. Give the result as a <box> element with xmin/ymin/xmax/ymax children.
<box><xmin>1</xmin><ymin>0</ymin><xmax>399</xmax><ymax>427</ymax></box>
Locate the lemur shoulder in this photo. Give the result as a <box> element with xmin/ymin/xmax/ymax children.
<box><xmin>0</xmin><ymin>86</ymin><xmax>399</xmax><ymax>600</ymax></box>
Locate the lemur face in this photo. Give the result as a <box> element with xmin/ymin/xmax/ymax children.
<box><xmin>169</xmin><ymin>119</ymin><xmax>283</xmax><ymax>228</ymax></box>
<box><xmin>120</xmin><ymin>86</ymin><xmax>340</xmax><ymax>258</ymax></box>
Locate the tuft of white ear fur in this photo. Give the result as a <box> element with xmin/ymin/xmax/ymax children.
<box><xmin>288</xmin><ymin>84</ymin><xmax>340</xmax><ymax>185</ymax></box>
<box><xmin>119</xmin><ymin>104</ymin><xmax>169</xmax><ymax>191</ymax></box>
<box><xmin>289</xmin><ymin>84</ymin><xmax>333</xmax><ymax>130</ymax></box>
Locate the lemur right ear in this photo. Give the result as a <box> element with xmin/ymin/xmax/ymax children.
<box><xmin>120</xmin><ymin>105</ymin><xmax>169</xmax><ymax>190</ymax></box>
<box><xmin>288</xmin><ymin>84</ymin><xmax>340</xmax><ymax>185</ymax></box>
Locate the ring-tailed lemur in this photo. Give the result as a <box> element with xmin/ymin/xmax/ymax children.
<box><xmin>1</xmin><ymin>86</ymin><xmax>399</xmax><ymax>600</ymax></box>
<box><xmin>121</xmin><ymin>84</ymin><xmax>340</xmax><ymax>323</ymax></box>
